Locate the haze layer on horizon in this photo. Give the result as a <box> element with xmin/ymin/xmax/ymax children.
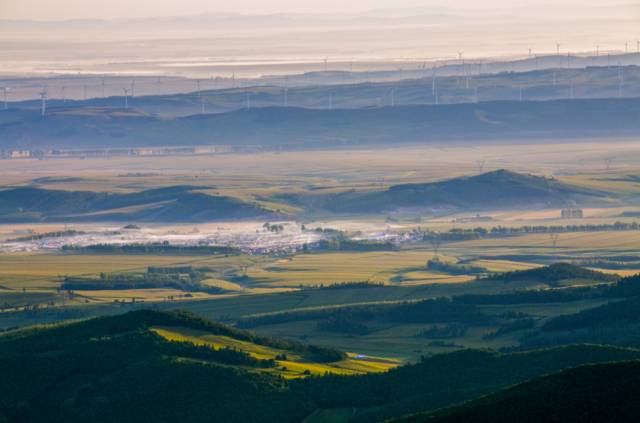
<box><xmin>1</xmin><ymin>1</ymin><xmax>638</xmax><ymax>78</ymax></box>
<box><xmin>1</xmin><ymin>0</ymin><xmax>625</xmax><ymax>20</ymax></box>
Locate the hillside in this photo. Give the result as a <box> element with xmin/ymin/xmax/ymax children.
<box><xmin>0</xmin><ymin>310</ymin><xmax>343</xmax><ymax>423</ymax></box>
<box><xmin>2</xmin><ymin>98</ymin><xmax>640</xmax><ymax>150</ymax></box>
<box><xmin>3</xmin><ymin>310</ymin><xmax>640</xmax><ymax>423</ymax></box>
<box><xmin>0</xmin><ymin>186</ymin><xmax>271</xmax><ymax>223</ymax></box>
<box><xmin>284</xmin><ymin>170</ymin><xmax>608</xmax><ymax>213</ymax></box>
<box><xmin>394</xmin><ymin>361</ymin><xmax>640</xmax><ymax>423</ymax></box>
<box><xmin>487</xmin><ymin>262</ymin><xmax>619</xmax><ymax>286</ymax></box>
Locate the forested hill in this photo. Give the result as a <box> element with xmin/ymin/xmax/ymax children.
<box><xmin>3</xmin><ymin>310</ymin><xmax>640</xmax><ymax>423</ymax></box>
<box><xmin>394</xmin><ymin>361</ymin><xmax>640</xmax><ymax>423</ymax></box>
<box><xmin>2</xmin><ymin>97</ymin><xmax>640</xmax><ymax>150</ymax></box>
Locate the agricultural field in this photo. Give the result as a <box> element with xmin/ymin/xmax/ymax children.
<box><xmin>2</xmin><ymin>142</ymin><xmax>640</xmax><ymax>363</ymax></box>
<box><xmin>152</xmin><ymin>326</ymin><xmax>399</xmax><ymax>377</ymax></box>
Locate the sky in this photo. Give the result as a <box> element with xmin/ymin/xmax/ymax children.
<box><xmin>1</xmin><ymin>0</ymin><xmax>616</xmax><ymax>20</ymax></box>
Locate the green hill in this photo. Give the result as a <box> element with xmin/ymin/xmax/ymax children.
<box><xmin>393</xmin><ymin>361</ymin><xmax>640</xmax><ymax>423</ymax></box>
<box><xmin>3</xmin><ymin>310</ymin><xmax>640</xmax><ymax>423</ymax></box>
<box><xmin>0</xmin><ymin>186</ymin><xmax>271</xmax><ymax>223</ymax></box>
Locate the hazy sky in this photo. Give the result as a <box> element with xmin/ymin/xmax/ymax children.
<box><xmin>1</xmin><ymin>0</ymin><xmax>616</xmax><ymax>20</ymax></box>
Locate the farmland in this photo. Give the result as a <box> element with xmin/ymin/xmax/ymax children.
<box><xmin>2</xmin><ymin>140</ymin><xmax>640</xmax><ymax>365</ymax></box>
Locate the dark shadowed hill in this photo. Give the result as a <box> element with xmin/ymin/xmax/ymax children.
<box><xmin>0</xmin><ymin>186</ymin><xmax>272</xmax><ymax>223</ymax></box>
<box><xmin>280</xmin><ymin>170</ymin><xmax>609</xmax><ymax>214</ymax></box>
<box><xmin>2</xmin><ymin>97</ymin><xmax>640</xmax><ymax>150</ymax></box>
<box><xmin>394</xmin><ymin>361</ymin><xmax>640</xmax><ymax>423</ymax></box>
<box><xmin>3</xmin><ymin>310</ymin><xmax>640</xmax><ymax>423</ymax></box>
<box><xmin>487</xmin><ymin>262</ymin><xmax>619</xmax><ymax>286</ymax></box>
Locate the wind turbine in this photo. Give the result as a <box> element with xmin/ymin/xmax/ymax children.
<box><xmin>101</xmin><ymin>78</ymin><xmax>106</xmax><ymax>98</ymax></box>
<box><xmin>596</xmin><ymin>45</ymin><xmax>600</xmax><ymax>56</ymax></box>
<box><xmin>625</xmin><ymin>41</ymin><xmax>629</xmax><ymax>54</ymax></box>
<box><xmin>457</xmin><ymin>52</ymin><xmax>464</xmax><ymax>82</ymax></box>
<box><xmin>40</xmin><ymin>86</ymin><xmax>48</xmax><ymax>117</ymax></box>
<box><xmin>130</xmin><ymin>80</ymin><xmax>136</xmax><ymax>98</ymax></box>
<box><xmin>431</xmin><ymin>67</ymin><xmax>437</xmax><ymax>96</ymax></box>
<box><xmin>323</xmin><ymin>57</ymin><xmax>328</xmax><ymax>72</ymax></box>
<box><xmin>618</xmin><ymin>64</ymin><xmax>624</xmax><ymax>98</ymax></box>
<box><xmin>1</xmin><ymin>87</ymin><xmax>9</xmax><ymax>110</ymax></box>
<box><xmin>519</xmin><ymin>86</ymin><xmax>523</xmax><ymax>102</ymax></box>
<box><xmin>556</xmin><ymin>42</ymin><xmax>561</xmax><ymax>56</ymax></box>
<box><xmin>61</xmin><ymin>86</ymin><xmax>66</xmax><ymax>104</ymax></box>
<box><xmin>123</xmin><ymin>88</ymin><xmax>130</xmax><ymax>109</ymax></box>
<box><xmin>196</xmin><ymin>79</ymin><xmax>201</xmax><ymax>97</ymax></box>
<box><xmin>432</xmin><ymin>68</ymin><xmax>440</xmax><ymax>105</ymax></box>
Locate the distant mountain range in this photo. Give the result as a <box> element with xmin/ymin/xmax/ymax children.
<box><xmin>2</xmin><ymin>97</ymin><xmax>640</xmax><ymax>150</ymax></box>
<box><xmin>9</xmin><ymin>66</ymin><xmax>640</xmax><ymax>116</ymax></box>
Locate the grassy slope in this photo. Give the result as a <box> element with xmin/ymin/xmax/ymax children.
<box><xmin>305</xmin><ymin>170</ymin><xmax>608</xmax><ymax>213</ymax></box>
<box><xmin>0</xmin><ymin>185</ymin><xmax>270</xmax><ymax>222</ymax></box>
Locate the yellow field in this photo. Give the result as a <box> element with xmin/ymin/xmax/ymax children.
<box><xmin>151</xmin><ymin>326</ymin><xmax>399</xmax><ymax>378</ymax></box>
<box><xmin>247</xmin><ymin>251</ymin><xmax>468</xmax><ymax>287</ymax></box>
<box><xmin>453</xmin><ymin>231</ymin><xmax>640</xmax><ymax>254</ymax></box>
<box><xmin>470</xmin><ymin>259</ymin><xmax>540</xmax><ymax>273</ymax></box>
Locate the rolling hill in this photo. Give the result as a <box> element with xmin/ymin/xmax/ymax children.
<box><xmin>0</xmin><ymin>185</ymin><xmax>271</xmax><ymax>223</ymax></box>
<box><xmin>0</xmin><ymin>170</ymin><xmax>608</xmax><ymax>222</ymax></box>
<box><xmin>2</xmin><ymin>97</ymin><xmax>640</xmax><ymax>150</ymax></box>
<box><xmin>281</xmin><ymin>170</ymin><xmax>609</xmax><ymax>214</ymax></box>
<box><xmin>3</xmin><ymin>310</ymin><xmax>640</xmax><ymax>423</ymax></box>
